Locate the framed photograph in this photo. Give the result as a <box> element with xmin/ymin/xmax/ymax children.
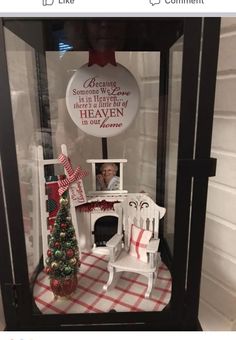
<box><xmin>86</xmin><ymin>159</ymin><xmax>128</xmax><ymax>195</ymax></box>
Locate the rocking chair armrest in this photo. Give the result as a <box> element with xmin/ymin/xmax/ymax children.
<box><xmin>147</xmin><ymin>238</ymin><xmax>160</xmax><ymax>253</ymax></box>
<box><xmin>106</xmin><ymin>234</ymin><xmax>123</xmax><ymax>248</ymax></box>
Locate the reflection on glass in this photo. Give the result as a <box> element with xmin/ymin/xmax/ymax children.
<box><xmin>4</xmin><ymin>27</ymin><xmax>42</xmax><ymax>280</ymax></box>
<box><xmin>164</xmin><ymin>37</ymin><xmax>183</xmax><ymax>254</ymax></box>
<box><xmin>86</xmin><ymin>20</ymin><xmax>126</xmax><ymax>52</ymax></box>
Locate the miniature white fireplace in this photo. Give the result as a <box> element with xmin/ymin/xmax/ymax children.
<box><xmin>76</xmin><ymin>195</ymin><xmax>125</xmax><ymax>253</ymax></box>
<box><xmin>90</xmin><ymin>210</ymin><xmax>119</xmax><ymax>248</ymax></box>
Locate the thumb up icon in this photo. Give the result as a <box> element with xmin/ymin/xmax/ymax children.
<box><xmin>43</xmin><ymin>0</ymin><xmax>54</xmax><ymax>5</ymax></box>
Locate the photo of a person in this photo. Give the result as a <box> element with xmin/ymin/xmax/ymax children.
<box><xmin>96</xmin><ymin>163</ymin><xmax>120</xmax><ymax>191</ymax></box>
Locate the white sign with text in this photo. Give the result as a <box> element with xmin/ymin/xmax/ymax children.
<box><xmin>66</xmin><ymin>63</ymin><xmax>140</xmax><ymax>137</ymax></box>
<box><xmin>69</xmin><ymin>181</ymin><xmax>87</xmax><ymax>207</ymax></box>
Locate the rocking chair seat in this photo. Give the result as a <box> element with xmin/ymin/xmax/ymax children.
<box><xmin>109</xmin><ymin>248</ymin><xmax>158</xmax><ymax>273</ymax></box>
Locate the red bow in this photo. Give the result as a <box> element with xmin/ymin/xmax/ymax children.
<box><xmin>88</xmin><ymin>50</ymin><xmax>117</xmax><ymax>67</ymax></box>
<box><xmin>58</xmin><ymin>154</ymin><xmax>88</xmax><ymax>196</ymax></box>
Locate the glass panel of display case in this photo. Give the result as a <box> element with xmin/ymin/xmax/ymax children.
<box><xmin>164</xmin><ymin>36</ymin><xmax>183</xmax><ymax>255</ymax></box>
<box><xmin>3</xmin><ymin>21</ymin><xmax>172</xmax><ymax>315</ymax></box>
<box><xmin>4</xmin><ymin>26</ymin><xmax>42</xmax><ymax>280</ymax></box>
<box><xmin>45</xmin><ymin>50</ymin><xmax>160</xmax><ymax>197</ymax></box>
<box><xmin>45</xmin><ymin>50</ymin><xmax>159</xmax><ymax>196</ymax></box>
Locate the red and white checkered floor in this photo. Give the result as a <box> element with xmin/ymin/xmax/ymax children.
<box><xmin>34</xmin><ymin>252</ymin><xmax>172</xmax><ymax>314</ymax></box>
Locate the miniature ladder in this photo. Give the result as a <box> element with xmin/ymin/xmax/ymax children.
<box><xmin>38</xmin><ymin>144</ymin><xmax>80</xmax><ymax>266</ymax></box>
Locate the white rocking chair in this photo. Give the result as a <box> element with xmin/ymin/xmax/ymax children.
<box><xmin>103</xmin><ymin>193</ymin><xmax>166</xmax><ymax>298</ymax></box>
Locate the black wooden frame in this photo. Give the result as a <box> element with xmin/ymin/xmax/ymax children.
<box><xmin>0</xmin><ymin>17</ymin><xmax>220</xmax><ymax>330</ymax></box>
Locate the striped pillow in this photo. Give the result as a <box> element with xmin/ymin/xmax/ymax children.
<box><xmin>129</xmin><ymin>224</ymin><xmax>152</xmax><ymax>263</ymax></box>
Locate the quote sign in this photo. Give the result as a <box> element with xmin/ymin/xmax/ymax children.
<box><xmin>66</xmin><ymin>63</ymin><xmax>140</xmax><ymax>137</ymax></box>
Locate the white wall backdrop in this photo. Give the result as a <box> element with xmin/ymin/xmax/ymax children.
<box><xmin>199</xmin><ymin>17</ymin><xmax>236</xmax><ymax>331</ymax></box>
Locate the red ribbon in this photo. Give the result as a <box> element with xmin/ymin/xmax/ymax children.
<box><xmin>78</xmin><ymin>200</ymin><xmax>120</xmax><ymax>212</ymax></box>
<box><xmin>88</xmin><ymin>50</ymin><xmax>117</xmax><ymax>67</ymax></box>
<box><xmin>58</xmin><ymin>154</ymin><xmax>88</xmax><ymax>196</ymax></box>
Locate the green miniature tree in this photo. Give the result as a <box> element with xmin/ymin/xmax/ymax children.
<box><xmin>45</xmin><ymin>192</ymin><xmax>79</xmax><ymax>297</ymax></box>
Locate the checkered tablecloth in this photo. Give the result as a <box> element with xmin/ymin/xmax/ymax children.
<box><xmin>34</xmin><ymin>252</ymin><xmax>172</xmax><ymax>314</ymax></box>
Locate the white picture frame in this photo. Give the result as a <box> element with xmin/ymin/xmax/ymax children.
<box><xmin>86</xmin><ymin>159</ymin><xmax>128</xmax><ymax>195</ymax></box>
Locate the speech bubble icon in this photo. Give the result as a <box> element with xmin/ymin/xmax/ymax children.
<box><xmin>42</xmin><ymin>0</ymin><xmax>54</xmax><ymax>5</ymax></box>
<box><xmin>149</xmin><ymin>0</ymin><xmax>161</xmax><ymax>5</ymax></box>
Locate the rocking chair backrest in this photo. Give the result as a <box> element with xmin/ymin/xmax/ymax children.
<box><xmin>114</xmin><ymin>193</ymin><xmax>166</xmax><ymax>250</ymax></box>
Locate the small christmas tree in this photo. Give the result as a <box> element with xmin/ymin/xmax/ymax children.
<box><xmin>45</xmin><ymin>191</ymin><xmax>79</xmax><ymax>298</ymax></box>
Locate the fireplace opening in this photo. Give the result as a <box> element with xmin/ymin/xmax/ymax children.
<box><xmin>94</xmin><ymin>216</ymin><xmax>118</xmax><ymax>247</ymax></box>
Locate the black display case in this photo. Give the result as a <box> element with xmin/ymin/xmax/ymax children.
<box><xmin>0</xmin><ymin>17</ymin><xmax>220</xmax><ymax>330</ymax></box>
